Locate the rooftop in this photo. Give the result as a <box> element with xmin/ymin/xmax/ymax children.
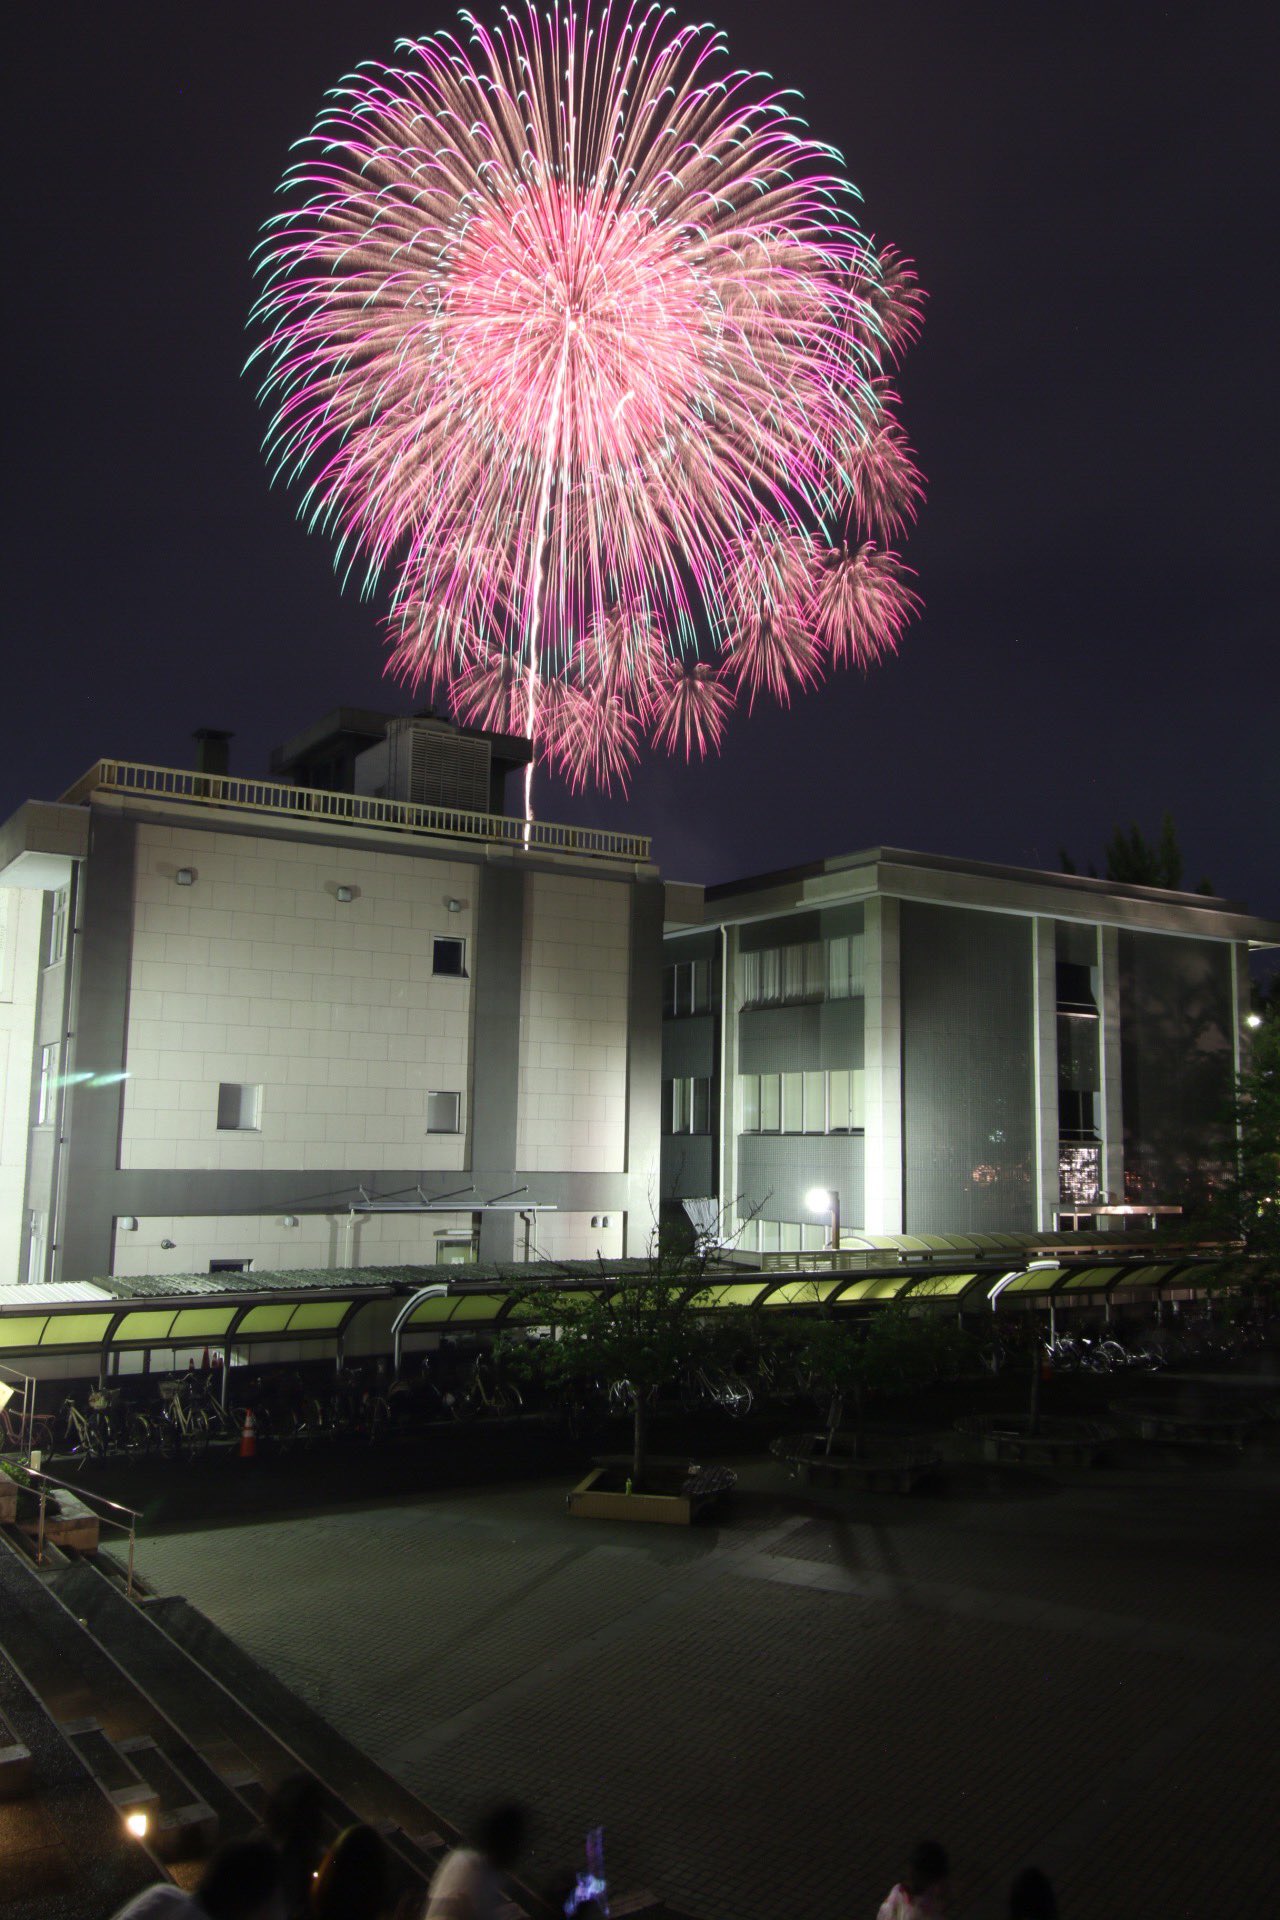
<box><xmin>51</xmin><ymin>757</ymin><xmax>651</xmax><ymax>867</ymax></box>
<box><xmin>669</xmin><ymin>846</ymin><xmax>1280</xmax><ymax>946</ymax></box>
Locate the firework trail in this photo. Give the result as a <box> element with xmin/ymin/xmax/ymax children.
<box><xmin>252</xmin><ymin>1</ymin><xmax>924</xmax><ymax>806</ymax></box>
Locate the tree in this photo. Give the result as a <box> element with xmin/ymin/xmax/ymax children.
<box><xmin>502</xmin><ymin>1230</ymin><xmax>742</xmax><ymax>1490</ymax></box>
<box><xmin>1209</xmin><ymin>989</ymin><xmax>1280</xmax><ymax>1267</ymax></box>
<box><xmin>791</xmin><ymin>1304</ymin><xmax>960</xmax><ymax>1458</ymax></box>
<box><xmin>1060</xmin><ymin>812</ymin><xmax>1213</xmax><ymax>894</ymax></box>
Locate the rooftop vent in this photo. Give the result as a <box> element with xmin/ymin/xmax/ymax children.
<box><xmin>192</xmin><ymin>729</ymin><xmax>233</xmax><ymax>777</ymax></box>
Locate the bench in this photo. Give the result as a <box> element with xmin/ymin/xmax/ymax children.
<box><xmin>954</xmin><ymin>1414</ymin><xmax>1119</xmax><ymax>1469</ymax></box>
<box><xmin>770</xmin><ymin>1433</ymin><xmax>941</xmax><ymax>1494</ymax></box>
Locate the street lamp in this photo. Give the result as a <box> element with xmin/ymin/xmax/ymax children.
<box><xmin>805</xmin><ymin>1186</ymin><xmax>840</xmax><ymax>1252</ymax></box>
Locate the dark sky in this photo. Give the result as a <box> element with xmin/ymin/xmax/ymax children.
<box><xmin>7</xmin><ymin>2</ymin><xmax>1278</xmax><ymax>919</ymax></box>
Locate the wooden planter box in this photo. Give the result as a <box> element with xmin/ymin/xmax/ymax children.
<box><xmin>16</xmin><ymin>1489</ymin><xmax>100</xmax><ymax>1552</ymax></box>
<box><xmin>567</xmin><ymin>1465</ymin><xmax>734</xmax><ymax>1526</ymax></box>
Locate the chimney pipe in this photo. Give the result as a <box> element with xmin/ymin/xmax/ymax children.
<box><xmin>192</xmin><ymin>728</ymin><xmax>233</xmax><ymax>777</ymax></box>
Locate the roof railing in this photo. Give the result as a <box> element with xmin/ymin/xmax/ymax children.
<box><xmin>59</xmin><ymin>758</ymin><xmax>652</xmax><ymax>864</ymax></box>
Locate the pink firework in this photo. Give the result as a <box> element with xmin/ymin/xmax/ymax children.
<box><xmin>813</xmin><ymin>542</ymin><xmax>921</xmax><ymax>668</ymax></box>
<box><xmin>651</xmin><ymin>663</ymin><xmax>734</xmax><ymax>760</ymax></box>
<box><xmin>719</xmin><ymin>530</ymin><xmax>821</xmax><ymax>708</ymax></box>
<box><xmin>252</xmin><ymin>2</ymin><xmax>924</xmax><ymax>802</ymax></box>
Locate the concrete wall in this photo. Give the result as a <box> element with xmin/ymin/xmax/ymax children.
<box><xmin>0</xmin><ymin>890</ymin><xmax>43</xmax><ymax>1281</ymax></box>
<box><xmin>108</xmin><ymin>1209</ymin><xmax>477</xmax><ymax>1278</ymax></box>
<box><xmin>516</xmin><ymin>871</ymin><xmax>631</xmax><ymax>1174</ymax></box>
<box><xmin>525</xmin><ymin>1210</ymin><xmax>626</xmax><ymax>1263</ymax></box>
<box><xmin>119</xmin><ymin>824</ymin><xmax>475</xmax><ymax>1173</ymax></box>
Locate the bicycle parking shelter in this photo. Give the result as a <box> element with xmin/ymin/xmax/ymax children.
<box><xmin>0</xmin><ymin>1239</ymin><xmax>1262</xmax><ymax>1393</ymax></box>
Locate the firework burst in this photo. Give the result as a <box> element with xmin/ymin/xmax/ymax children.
<box><xmin>252</xmin><ymin>2</ymin><xmax>924</xmax><ymax>802</ymax></box>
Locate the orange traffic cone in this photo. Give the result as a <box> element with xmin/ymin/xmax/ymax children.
<box><xmin>239</xmin><ymin>1408</ymin><xmax>257</xmax><ymax>1459</ymax></box>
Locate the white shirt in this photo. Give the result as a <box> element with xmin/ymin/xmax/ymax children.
<box><xmin>424</xmin><ymin>1847</ymin><xmax>506</xmax><ymax>1920</ymax></box>
<box><xmin>109</xmin><ymin>1889</ymin><xmax>202</xmax><ymax>1920</ymax></box>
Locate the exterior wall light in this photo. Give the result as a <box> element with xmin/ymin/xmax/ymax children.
<box><xmin>805</xmin><ymin>1186</ymin><xmax>841</xmax><ymax>1251</ymax></box>
<box><xmin>160</xmin><ymin>1238</ymin><xmax>176</xmax><ymax>1250</ymax></box>
<box><xmin>118</xmin><ymin>1216</ymin><xmax>138</xmax><ymax>1232</ymax></box>
<box><xmin>1245</xmin><ymin>1012</ymin><xmax>1263</xmax><ymax>1029</ymax></box>
<box><xmin>335</xmin><ymin>886</ymin><xmax>355</xmax><ymax>903</ymax></box>
<box><xmin>175</xmin><ymin>868</ymin><xmax>196</xmax><ymax>887</ymax></box>
<box><xmin>446</xmin><ymin>897</ymin><xmax>463</xmax><ymax>913</ymax></box>
<box><xmin>282</xmin><ymin>1215</ymin><xmax>299</xmax><ymax>1228</ymax></box>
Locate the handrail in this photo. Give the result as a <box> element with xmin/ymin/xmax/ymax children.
<box><xmin>18</xmin><ymin>1463</ymin><xmax>142</xmax><ymax>1599</ymax></box>
<box><xmin>59</xmin><ymin>758</ymin><xmax>652</xmax><ymax>863</ymax></box>
<box><xmin>0</xmin><ymin>1361</ymin><xmax>39</xmax><ymax>1459</ymax></box>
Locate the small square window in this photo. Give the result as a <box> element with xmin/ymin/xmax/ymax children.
<box><xmin>427</xmin><ymin>1090</ymin><xmax>461</xmax><ymax>1133</ymax></box>
<box><xmin>433</xmin><ymin>937</ymin><xmax>466</xmax><ymax>977</ymax></box>
<box><xmin>217</xmin><ymin>1083</ymin><xmax>261</xmax><ymax>1131</ymax></box>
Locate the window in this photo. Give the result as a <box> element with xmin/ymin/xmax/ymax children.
<box><xmin>427</xmin><ymin>1090</ymin><xmax>461</xmax><ymax>1133</ymax></box>
<box><xmin>1059</xmin><ymin>1143</ymin><xmax>1101</xmax><ymax>1205</ymax></box>
<box><xmin>827</xmin><ymin>934</ymin><xmax>865</xmax><ymax>1000</ymax></box>
<box><xmin>1059</xmin><ymin>1089</ymin><xmax>1099</xmax><ymax>1140</ymax></box>
<box><xmin>209</xmin><ymin>1259</ymin><xmax>251</xmax><ymax>1274</ymax></box>
<box><xmin>738</xmin><ymin>1067</ymin><xmax>865</xmax><ymax>1135</ymax></box>
<box><xmin>662</xmin><ymin>1077</ymin><xmax>711</xmax><ymax>1134</ymax></box>
<box><xmin>47</xmin><ymin>889</ymin><xmax>68</xmax><ymax>967</ymax></box>
<box><xmin>662</xmin><ymin>958</ymin><xmax>712</xmax><ymax>1017</ymax></box>
<box><xmin>36</xmin><ymin>1045</ymin><xmax>57</xmax><ymax>1125</ymax></box>
<box><xmin>741</xmin><ymin>937</ymin><xmax>853</xmax><ymax>1007</ymax></box>
<box><xmin>217</xmin><ymin>1083</ymin><xmax>261</xmax><ymax>1131</ymax></box>
<box><xmin>26</xmin><ymin>1212</ymin><xmax>47</xmax><ymax>1286</ymax></box>
<box><xmin>433</xmin><ymin>937</ymin><xmax>466</xmax><ymax>977</ymax></box>
<box><xmin>759</xmin><ymin>1072</ymin><xmax>781</xmax><ymax>1132</ymax></box>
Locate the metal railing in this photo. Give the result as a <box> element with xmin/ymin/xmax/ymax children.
<box><xmin>59</xmin><ymin>758</ymin><xmax>652</xmax><ymax>864</ymax></box>
<box><xmin>0</xmin><ymin>1362</ymin><xmax>39</xmax><ymax>1458</ymax></box>
<box><xmin>21</xmin><ymin>1463</ymin><xmax>142</xmax><ymax>1598</ymax></box>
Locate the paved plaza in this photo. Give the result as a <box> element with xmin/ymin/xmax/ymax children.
<box><xmin>129</xmin><ymin>1447</ymin><xmax>1280</xmax><ymax>1919</ymax></box>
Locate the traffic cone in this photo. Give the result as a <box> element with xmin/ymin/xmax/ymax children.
<box><xmin>239</xmin><ymin>1408</ymin><xmax>257</xmax><ymax>1459</ymax></box>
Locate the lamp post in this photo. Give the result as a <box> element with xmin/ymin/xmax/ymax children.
<box><xmin>806</xmin><ymin>1186</ymin><xmax>841</xmax><ymax>1253</ymax></box>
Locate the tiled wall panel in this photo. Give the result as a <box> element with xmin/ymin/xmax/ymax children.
<box><xmin>515</xmin><ymin>873</ymin><xmax>631</xmax><ymax>1174</ymax></box>
<box><xmin>120</xmin><ymin>826</ymin><xmax>475</xmax><ymax>1172</ymax></box>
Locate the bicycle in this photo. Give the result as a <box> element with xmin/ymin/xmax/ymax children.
<box><xmin>457</xmin><ymin>1355</ymin><xmax>525</xmax><ymax>1419</ymax></box>
<box><xmin>158</xmin><ymin>1378</ymin><xmax>209</xmax><ymax>1457</ymax></box>
<box><xmin>59</xmin><ymin>1395</ymin><xmax>108</xmax><ymax>1465</ymax></box>
<box><xmin>680</xmin><ymin>1363</ymin><xmax>753</xmax><ymax>1419</ymax></box>
<box><xmin>191</xmin><ymin>1379</ymin><xmax>240</xmax><ymax>1443</ymax></box>
<box><xmin>0</xmin><ymin>1401</ymin><xmax>54</xmax><ymax>1458</ymax></box>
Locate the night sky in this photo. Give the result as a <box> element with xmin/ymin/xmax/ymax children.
<box><xmin>7</xmin><ymin>3</ymin><xmax>1277</xmax><ymax>921</ymax></box>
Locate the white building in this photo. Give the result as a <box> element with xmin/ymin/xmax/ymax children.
<box><xmin>0</xmin><ymin>713</ymin><xmax>662</xmax><ymax>1285</ymax></box>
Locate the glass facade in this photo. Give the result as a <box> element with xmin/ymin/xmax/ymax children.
<box><xmin>1118</xmin><ymin>931</ymin><xmax>1234</xmax><ymax>1207</ymax></box>
<box><xmin>900</xmin><ymin>902</ymin><xmax>1035</xmax><ymax>1232</ymax></box>
<box><xmin>1055</xmin><ymin>923</ymin><xmax>1102</xmax><ymax>1207</ymax></box>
